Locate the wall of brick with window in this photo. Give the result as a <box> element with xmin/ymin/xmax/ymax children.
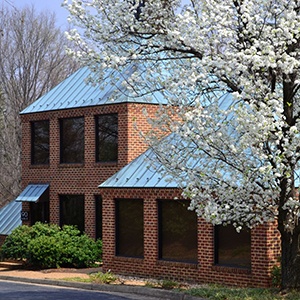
<box><xmin>100</xmin><ymin>187</ymin><xmax>281</xmax><ymax>287</ymax></box>
<box><xmin>20</xmin><ymin>101</ymin><xmax>282</xmax><ymax>287</ymax></box>
<box><xmin>20</xmin><ymin>102</ymin><xmax>160</xmax><ymax>238</ymax></box>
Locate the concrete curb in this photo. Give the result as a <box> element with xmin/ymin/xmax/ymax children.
<box><xmin>0</xmin><ymin>275</ymin><xmax>205</xmax><ymax>300</ymax></box>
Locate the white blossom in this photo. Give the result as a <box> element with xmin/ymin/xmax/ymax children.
<box><xmin>64</xmin><ymin>0</ymin><xmax>300</xmax><ymax>232</ymax></box>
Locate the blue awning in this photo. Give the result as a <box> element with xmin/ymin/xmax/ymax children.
<box><xmin>15</xmin><ymin>184</ymin><xmax>49</xmax><ymax>202</ymax></box>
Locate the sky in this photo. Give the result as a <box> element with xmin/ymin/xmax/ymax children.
<box><xmin>5</xmin><ymin>0</ymin><xmax>70</xmax><ymax>28</ymax></box>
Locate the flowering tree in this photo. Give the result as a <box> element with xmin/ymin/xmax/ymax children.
<box><xmin>64</xmin><ymin>0</ymin><xmax>300</xmax><ymax>288</ymax></box>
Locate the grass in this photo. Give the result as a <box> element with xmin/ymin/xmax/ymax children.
<box><xmin>61</xmin><ymin>271</ymin><xmax>117</xmax><ymax>284</ymax></box>
<box><xmin>187</xmin><ymin>285</ymin><xmax>300</xmax><ymax>300</ymax></box>
<box><xmin>60</xmin><ymin>272</ymin><xmax>300</xmax><ymax>300</ymax></box>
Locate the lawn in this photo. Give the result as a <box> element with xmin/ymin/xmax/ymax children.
<box><xmin>187</xmin><ymin>285</ymin><xmax>300</xmax><ymax>300</ymax></box>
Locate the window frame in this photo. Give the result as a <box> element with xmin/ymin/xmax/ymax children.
<box><xmin>31</xmin><ymin>120</ymin><xmax>50</xmax><ymax>165</ymax></box>
<box><xmin>95</xmin><ymin>113</ymin><xmax>118</xmax><ymax>163</ymax></box>
<box><xmin>30</xmin><ymin>188</ymin><xmax>50</xmax><ymax>225</ymax></box>
<box><xmin>59</xmin><ymin>116</ymin><xmax>84</xmax><ymax>164</ymax></box>
<box><xmin>214</xmin><ymin>225</ymin><xmax>251</xmax><ymax>269</ymax></box>
<box><xmin>158</xmin><ymin>199</ymin><xmax>198</xmax><ymax>264</ymax></box>
<box><xmin>115</xmin><ymin>198</ymin><xmax>144</xmax><ymax>258</ymax></box>
<box><xmin>60</xmin><ymin>194</ymin><xmax>85</xmax><ymax>232</ymax></box>
<box><xmin>95</xmin><ymin>195</ymin><xmax>102</xmax><ymax>240</ymax></box>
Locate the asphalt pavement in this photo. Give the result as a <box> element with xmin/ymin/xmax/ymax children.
<box><xmin>0</xmin><ymin>280</ymin><xmax>134</xmax><ymax>300</ymax></box>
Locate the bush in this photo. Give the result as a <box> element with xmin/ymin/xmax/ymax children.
<box><xmin>1</xmin><ymin>222</ymin><xmax>102</xmax><ymax>269</ymax></box>
<box><xmin>0</xmin><ymin>225</ymin><xmax>32</xmax><ymax>260</ymax></box>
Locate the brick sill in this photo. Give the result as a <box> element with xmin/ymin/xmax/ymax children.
<box><xmin>59</xmin><ymin>163</ymin><xmax>85</xmax><ymax>168</ymax></box>
<box><xmin>157</xmin><ymin>260</ymin><xmax>198</xmax><ymax>269</ymax></box>
<box><xmin>30</xmin><ymin>164</ymin><xmax>50</xmax><ymax>169</ymax></box>
<box><xmin>113</xmin><ymin>256</ymin><xmax>144</xmax><ymax>263</ymax></box>
<box><xmin>212</xmin><ymin>265</ymin><xmax>251</xmax><ymax>274</ymax></box>
<box><xmin>95</xmin><ymin>162</ymin><xmax>118</xmax><ymax>167</ymax></box>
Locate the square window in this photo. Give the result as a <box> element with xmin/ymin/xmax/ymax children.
<box><xmin>60</xmin><ymin>117</ymin><xmax>84</xmax><ymax>163</ymax></box>
<box><xmin>115</xmin><ymin>198</ymin><xmax>144</xmax><ymax>257</ymax></box>
<box><xmin>95</xmin><ymin>114</ymin><xmax>118</xmax><ymax>162</ymax></box>
<box><xmin>215</xmin><ymin>225</ymin><xmax>251</xmax><ymax>268</ymax></box>
<box><xmin>60</xmin><ymin>195</ymin><xmax>84</xmax><ymax>232</ymax></box>
<box><xmin>31</xmin><ymin>120</ymin><xmax>49</xmax><ymax>165</ymax></box>
<box><xmin>158</xmin><ymin>200</ymin><xmax>198</xmax><ymax>263</ymax></box>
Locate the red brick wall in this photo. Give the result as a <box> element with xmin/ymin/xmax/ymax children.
<box><xmin>100</xmin><ymin>187</ymin><xmax>281</xmax><ymax>287</ymax></box>
<box><xmin>20</xmin><ymin>103</ymin><xmax>160</xmax><ymax>237</ymax></box>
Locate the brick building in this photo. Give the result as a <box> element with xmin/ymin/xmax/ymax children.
<box><xmin>16</xmin><ymin>66</ymin><xmax>281</xmax><ymax>287</ymax></box>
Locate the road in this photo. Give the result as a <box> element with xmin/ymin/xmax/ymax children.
<box><xmin>0</xmin><ymin>280</ymin><xmax>161</xmax><ymax>300</ymax></box>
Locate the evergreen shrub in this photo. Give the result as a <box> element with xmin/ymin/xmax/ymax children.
<box><xmin>1</xmin><ymin>222</ymin><xmax>102</xmax><ymax>269</ymax></box>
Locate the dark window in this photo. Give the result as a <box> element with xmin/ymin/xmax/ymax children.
<box><xmin>95</xmin><ymin>114</ymin><xmax>118</xmax><ymax>162</ymax></box>
<box><xmin>215</xmin><ymin>225</ymin><xmax>251</xmax><ymax>268</ymax></box>
<box><xmin>31</xmin><ymin>120</ymin><xmax>50</xmax><ymax>165</ymax></box>
<box><xmin>158</xmin><ymin>200</ymin><xmax>198</xmax><ymax>263</ymax></box>
<box><xmin>30</xmin><ymin>188</ymin><xmax>49</xmax><ymax>225</ymax></box>
<box><xmin>60</xmin><ymin>117</ymin><xmax>84</xmax><ymax>163</ymax></box>
<box><xmin>95</xmin><ymin>195</ymin><xmax>102</xmax><ymax>240</ymax></box>
<box><xmin>60</xmin><ymin>195</ymin><xmax>84</xmax><ymax>232</ymax></box>
<box><xmin>115</xmin><ymin>199</ymin><xmax>143</xmax><ymax>257</ymax></box>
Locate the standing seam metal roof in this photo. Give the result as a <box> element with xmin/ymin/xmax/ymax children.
<box><xmin>0</xmin><ymin>201</ymin><xmax>22</xmax><ymax>235</ymax></box>
<box><xmin>15</xmin><ymin>184</ymin><xmax>49</xmax><ymax>202</ymax></box>
<box><xmin>98</xmin><ymin>141</ymin><xmax>179</xmax><ymax>189</ymax></box>
<box><xmin>20</xmin><ymin>65</ymin><xmax>168</xmax><ymax>114</ymax></box>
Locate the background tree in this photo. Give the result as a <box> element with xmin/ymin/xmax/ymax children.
<box><xmin>64</xmin><ymin>0</ymin><xmax>300</xmax><ymax>288</ymax></box>
<box><xmin>0</xmin><ymin>5</ymin><xmax>79</xmax><ymax>207</ymax></box>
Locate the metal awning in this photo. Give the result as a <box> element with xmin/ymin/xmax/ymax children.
<box><xmin>15</xmin><ymin>184</ymin><xmax>49</xmax><ymax>202</ymax></box>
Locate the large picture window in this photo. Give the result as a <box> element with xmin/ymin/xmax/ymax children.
<box><xmin>158</xmin><ymin>200</ymin><xmax>198</xmax><ymax>263</ymax></box>
<box><xmin>60</xmin><ymin>195</ymin><xmax>84</xmax><ymax>232</ymax></box>
<box><xmin>215</xmin><ymin>225</ymin><xmax>251</xmax><ymax>268</ymax></box>
<box><xmin>31</xmin><ymin>120</ymin><xmax>49</xmax><ymax>165</ymax></box>
<box><xmin>115</xmin><ymin>198</ymin><xmax>144</xmax><ymax>257</ymax></box>
<box><xmin>95</xmin><ymin>114</ymin><xmax>118</xmax><ymax>162</ymax></box>
<box><xmin>60</xmin><ymin>117</ymin><xmax>84</xmax><ymax>163</ymax></box>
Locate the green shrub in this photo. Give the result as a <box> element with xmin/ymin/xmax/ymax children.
<box><xmin>0</xmin><ymin>225</ymin><xmax>32</xmax><ymax>260</ymax></box>
<box><xmin>271</xmin><ymin>265</ymin><xmax>281</xmax><ymax>288</ymax></box>
<box><xmin>1</xmin><ymin>222</ymin><xmax>102</xmax><ymax>269</ymax></box>
<box><xmin>28</xmin><ymin>235</ymin><xmax>62</xmax><ymax>268</ymax></box>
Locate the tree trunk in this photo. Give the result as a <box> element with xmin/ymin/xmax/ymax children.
<box><xmin>278</xmin><ymin>176</ymin><xmax>300</xmax><ymax>288</ymax></box>
<box><xmin>280</xmin><ymin>229</ymin><xmax>300</xmax><ymax>288</ymax></box>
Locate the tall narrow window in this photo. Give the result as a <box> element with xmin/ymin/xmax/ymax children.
<box><xmin>60</xmin><ymin>117</ymin><xmax>84</xmax><ymax>163</ymax></box>
<box><xmin>60</xmin><ymin>195</ymin><xmax>84</xmax><ymax>232</ymax></box>
<box><xmin>95</xmin><ymin>195</ymin><xmax>102</xmax><ymax>240</ymax></box>
<box><xmin>95</xmin><ymin>114</ymin><xmax>118</xmax><ymax>162</ymax></box>
<box><xmin>215</xmin><ymin>225</ymin><xmax>251</xmax><ymax>268</ymax></box>
<box><xmin>31</xmin><ymin>120</ymin><xmax>49</xmax><ymax>165</ymax></box>
<box><xmin>30</xmin><ymin>188</ymin><xmax>49</xmax><ymax>225</ymax></box>
<box><xmin>158</xmin><ymin>200</ymin><xmax>198</xmax><ymax>263</ymax></box>
<box><xmin>115</xmin><ymin>198</ymin><xmax>144</xmax><ymax>257</ymax></box>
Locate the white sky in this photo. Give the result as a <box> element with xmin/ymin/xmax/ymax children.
<box><xmin>5</xmin><ymin>0</ymin><xmax>69</xmax><ymax>28</ymax></box>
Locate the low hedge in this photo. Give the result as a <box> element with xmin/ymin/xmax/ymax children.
<box><xmin>0</xmin><ymin>222</ymin><xmax>102</xmax><ymax>269</ymax></box>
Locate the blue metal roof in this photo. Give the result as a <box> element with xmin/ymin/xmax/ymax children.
<box><xmin>99</xmin><ymin>144</ymin><xmax>178</xmax><ymax>189</ymax></box>
<box><xmin>0</xmin><ymin>201</ymin><xmax>22</xmax><ymax>235</ymax></box>
<box><xmin>20</xmin><ymin>65</ymin><xmax>168</xmax><ymax>114</ymax></box>
<box><xmin>15</xmin><ymin>184</ymin><xmax>49</xmax><ymax>202</ymax></box>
